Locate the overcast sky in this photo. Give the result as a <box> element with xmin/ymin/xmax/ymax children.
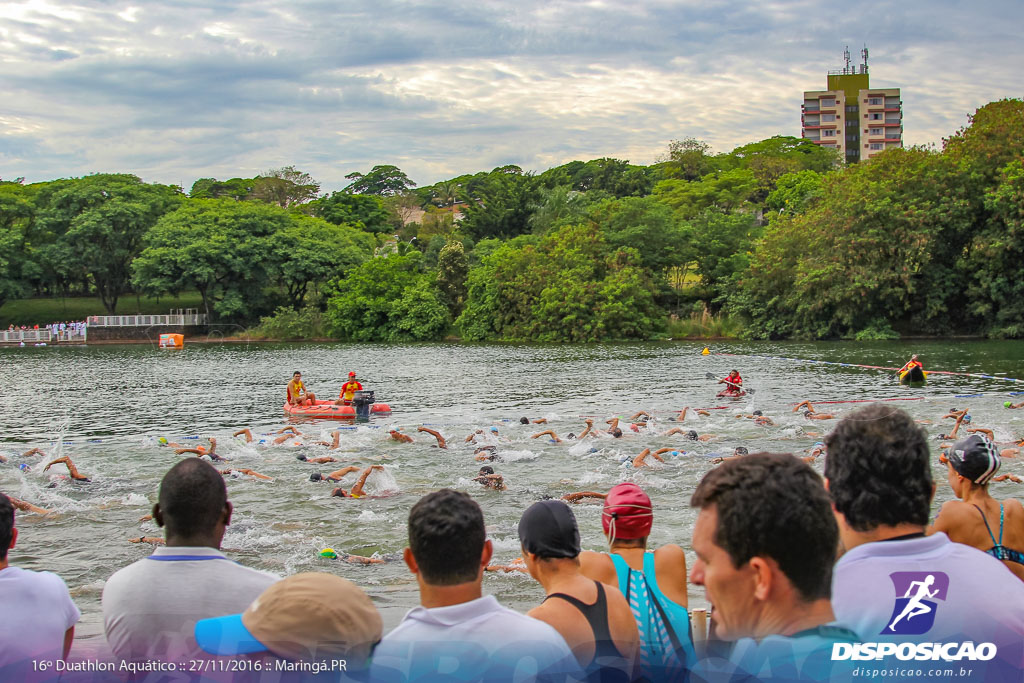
<box><xmin>1</xmin><ymin>0</ymin><xmax>1021</xmax><ymax>192</ymax></box>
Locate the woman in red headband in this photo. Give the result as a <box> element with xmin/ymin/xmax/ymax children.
<box><xmin>578</xmin><ymin>482</ymin><xmax>696</xmax><ymax>680</ymax></box>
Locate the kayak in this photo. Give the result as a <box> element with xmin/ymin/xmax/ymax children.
<box><xmin>898</xmin><ymin>367</ymin><xmax>927</xmax><ymax>387</ymax></box>
<box><xmin>716</xmin><ymin>390</ymin><xmax>747</xmax><ymax>398</ymax></box>
<box><xmin>283</xmin><ymin>400</ymin><xmax>391</xmax><ymax>419</ymax></box>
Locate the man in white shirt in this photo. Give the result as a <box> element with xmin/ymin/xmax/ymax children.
<box><xmin>102</xmin><ymin>459</ymin><xmax>277</xmax><ymax>661</ymax></box>
<box><xmin>825</xmin><ymin>404</ymin><xmax>1024</xmax><ymax>681</ymax></box>
<box><xmin>371</xmin><ymin>489</ymin><xmax>580</xmax><ymax>682</ymax></box>
<box><xmin>0</xmin><ymin>492</ymin><xmax>80</xmax><ymax>677</ymax></box>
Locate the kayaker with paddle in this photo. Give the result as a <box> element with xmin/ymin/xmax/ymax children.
<box><xmin>717</xmin><ymin>369</ymin><xmax>744</xmax><ymax>397</ymax></box>
<box><xmin>897</xmin><ymin>354</ymin><xmax>924</xmax><ymax>376</ymax></box>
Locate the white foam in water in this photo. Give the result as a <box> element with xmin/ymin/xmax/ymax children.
<box><xmin>489</xmin><ymin>535</ymin><xmax>524</xmax><ymax>553</ymax></box>
<box><xmin>357</xmin><ymin>509</ymin><xmax>381</xmax><ymax>521</ymax></box>
<box><xmin>121</xmin><ymin>493</ymin><xmax>148</xmax><ymax>506</ymax></box>
<box><xmin>497</xmin><ymin>449</ymin><xmax>538</xmax><ymax>462</ymax></box>
<box><xmin>576</xmin><ymin>470</ymin><xmax>607</xmax><ymax>485</ymax></box>
<box><xmin>364</xmin><ymin>467</ymin><xmax>398</xmax><ymax>494</ymax></box>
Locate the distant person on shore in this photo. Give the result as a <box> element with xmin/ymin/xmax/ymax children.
<box><xmin>518</xmin><ymin>499</ymin><xmax>639</xmax><ymax>678</ymax></box>
<box><xmin>43</xmin><ymin>456</ymin><xmax>91</xmax><ymax>482</ymax></box>
<box><xmin>930</xmin><ymin>434</ymin><xmax>1024</xmax><ymax>581</ymax></box>
<box><xmin>337</xmin><ymin>371</ymin><xmax>362</xmax><ymax>406</ymax></box>
<box><xmin>370</xmin><ymin>489</ymin><xmax>579</xmax><ymax>682</ymax></box>
<box><xmin>287</xmin><ymin>371</ymin><xmax>316</xmax><ymax>407</ymax></box>
<box><xmin>101</xmin><ymin>459</ymin><xmax>277</xmax><ymax>661</ymax></box>
<box><xmin>0</xmin><ymin>492</ymin><xmax>80</xmax><ymax>676</ymax></box>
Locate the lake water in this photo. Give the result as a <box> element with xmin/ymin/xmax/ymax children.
<box><xmin>2</xmin><ymin>339</ymin><xmax>1023</xmax><ymax>659</ymax></box>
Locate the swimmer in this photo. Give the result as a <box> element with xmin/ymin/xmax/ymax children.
<box><xmin>939</xmin><ymin>409</ymin><xmax>970</xmax><ymax>439</ymax></box>
<box><xmin>1006</xmin><ymin>401</ymin><xmax>1024</xmax><ymax>410</ymax></box>
<box><xmin>710</xmin><ymin>446</ymin><xmax>752</xmax><ymax>465</ymax></box>
<box><xmin>579</xmin><ymin>419</ymin><xmax>623</xmax><ymax>439</ymax></box>
<box><xmin>993</xmin><ymin>474</ymin><xmax>1023</xmax><ymax>483</ymax></box>
<box><xmin>736</xmin><ymin>410</ymin><xmax>775</xmax><ymax>426</ymax></box>
<box><xmin>631</xmin><ymin>448</ymin><xmax>666</xmax><ymax>468</ymax></box>
<box><xmin>310</xmin><ymin>465</ymin><xmax>361</xmax><ymax>483</ymax></box>
<box><xmin>802</xmin><ymin>442</ymin><xmax>827</xmax><ymax>463</ymax></box>
<box><xmin>389</xmin><ymin>429</ymin><xmax>414</xmax><ymax>444</ymax></box>
<box><xmin>965</xmin><ymin>428</ymin><xmax>1021</xmax><ymax>458</ymax></box>
<box><xmin>793</xmin><ymin>401</ymin><xmax>835</xmax><ymax>420</ymax></box>
<box><xmin>673</xmin><ymin>406</ymin><xmax>710</xmax><ymax>422</ymax></box>
<box><xmin>473</xmin><ymin>466</ymin><xmax>507</xmax><ymax>491</ymax></box>
<box><xmin>474</xmin><ymin>446</ymin><xmax>502</xmax><ymax>462</ymax></box>
<box><xmin>43</xmin><ymin>456</ymin><xmax>90</xmax><ymax>482</ymax></box>
<box><xmin>128</xmin><ymin>536</ymin><xmax>165</xmax><ymax>545</ymax></box>
<box><xmin>417</xmin><ymin>426</ymin><xmax>447</xmax><ymax>449</ymax></box>
<box><xmin>7</xmin><ymin>496</ymin><xmax>51</xmax><ymax>515</ymax></box>
<box><xmin>562</xmin><ymin>491</ymin><xmax>607</xmax><ymax>503</ymax></box>
<box><xmin>662</xmin><ymin>427</ymin><xmax>715</xmax><ymax>441</ymax></box>
<box><xmin>485</xmin><ymin>557</ymin><xmax>528</xmax><ymax>574</ymax></box>
<box><xmin>297</xmin><ymin>453</ymin><xmax>340</xmax><ymax>464</ymax></box>
<box><xmin>174</xmin><ymin>437</ymin><xmax>226</xmax><ymax>461</ymax></box>
<box><xmin>330</xmin><ymin>465</ymin><xmax>384</xmax><ymax>499</ymax></box>
<box><xmin>326</xmin><ymin>551</ymin><xmax>398</xmax><ymax>565</ymax></box>
<box><xmin>273</xmin><ymin>427</ymin><xmax>303</xmax><ymax>445</ymax></box>
<box><xmin>21</xmin><ymin>448</ymin><xmax>47</xmax><ymax>458</ymax></box>
<box><xmin>531</xmin><ymin>430</ymin><xmax>562</xmax><ymax>444</ymax></box>
<box><xmin>220</xmin><ymin>468</ymin><xmax>273</xmax><ymax>481</ymax></box>
<box><xmin>232</xmin><ymin>428</ymin><xmax>257</xmax><ymax>443</ymax></box>
<box><xmin>307</xmin><ymin>430</ymin><xmax>341</xmax><ymax>450</ymax></box>
<box><xmin>520</xmin><ymin>417</ymin><xmax>547</xmax><ymax>424</ymax></box>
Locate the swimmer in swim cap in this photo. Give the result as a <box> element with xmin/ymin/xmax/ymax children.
<box><xmin>330</xmin><ymin>465</ymin><xmax>384</xmax><ymax>499</ymax></box>
<box><xmin>1007</xmin><ymin>401</ymin><xmax>1024</xmax><ymax>409</ymax></box>
<box><xmin>43</xmin><ymin>456</ymin><xmax>91</xmax><ymax>482</ymax></box>
<box><xmin>473</xmin><ymin>465</ymin><xmax>507</xmax><ymax>491</ymax></box>
<box><xmin>417</xmin><ymin>426</ymin><xmax>447</xmax><ymax>449</ymax></box>
<box><xmin>531</xmin><ymin>430</ymin><xmax>562</xmax><ymax>444</ymax></box>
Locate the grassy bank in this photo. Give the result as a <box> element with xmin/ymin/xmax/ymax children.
<box><xmin>0</xmin><ymin>293</ymin><xmax>205</xmax><ymax>327</ymax></box>
<box><xmin>666</xmin><ymin>310</ymin><xmax>743</xmax><ymax>339</ymax></box>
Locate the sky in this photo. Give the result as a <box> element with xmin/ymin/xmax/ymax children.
<box><xmin>1</xmin><ymin>0</ymin><xmax>1022</xmax><ymax>192</ymax></box>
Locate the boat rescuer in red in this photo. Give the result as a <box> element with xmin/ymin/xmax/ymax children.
<box><xmin>898</xmin><ymin>354</ymin><xmax>924</xmax><ymax>375</ymax></box>
<box><xmin>717</xmin><ymin>370</ymin><xmax>743</xmax><ymax>396</ymax></box>
<box><xmin>337</xmin><ymin>371</ymin><xmax>363</xmax><ymax>406</ymax></box>
<box><xmin>287</xmin><ymin>371</ymin><xmax>316</xmax><ymax>406</ymax></box>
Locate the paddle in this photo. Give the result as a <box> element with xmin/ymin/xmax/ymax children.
<box><xmin>706</xmin><ymin>373</ymin><xmax>755</xmax><ymax>395</ymax></box>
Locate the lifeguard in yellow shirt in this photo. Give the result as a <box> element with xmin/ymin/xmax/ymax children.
<box><xmin>287</xmin><ymin>371</ymin><xmax>316</xmax><ymax>406</ymax></box>
<box><xmin>336</xmin><ymin>371</ymin><xmax>363</xmax><ymax>405</ymax></box>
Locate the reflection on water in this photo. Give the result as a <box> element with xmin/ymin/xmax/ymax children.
<box><xmin>2</xmin><ymin>339</ymin><xmax>1023</xmax><ymax>658</ymax></box>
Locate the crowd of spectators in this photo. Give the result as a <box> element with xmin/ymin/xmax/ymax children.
<box><xmin>5</xmin><ymin>320</ymin><xmax>87</xmax><ymax>340</ymax></box>
<box><xmin>1</xmin><ymin>405</ymin><xmax>1023</xmax><ymax>682</ymax></box>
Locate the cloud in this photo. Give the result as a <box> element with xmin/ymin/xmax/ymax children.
<box><xmin>0</xmin><ymin>0</ymin><xmax>1021</xmax><ymax>190</ymax></box>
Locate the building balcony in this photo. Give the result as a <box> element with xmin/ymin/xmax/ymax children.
<box><xmin>883</xmin><ymin>122</ymin><xmax>902</xmax><ymax>127</ymax></box>
<box><xmin>803</xmin><ymin>124</ymin><xmax>837</xmax><ymax>130</ymax></box>
<box><xmin>812</xmin><ymin>139</ymin><xmax>838</xmax><ymax>145</ymax></box>
<box><xmin>867</xmin><ymin>107</ymin><xmax>901</xmax><ymax>113</ymax></box>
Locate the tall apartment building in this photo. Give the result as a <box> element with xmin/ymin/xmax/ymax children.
<box><xmin>801</xmin><ymin>47</ymin><xmax>902</xmax><ymax>163</ymax></box>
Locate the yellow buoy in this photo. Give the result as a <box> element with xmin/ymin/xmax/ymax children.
<box><xmin>701</xmin><ymin>347</ymin><xmax>710</xmax><ymax>356</ymax></box>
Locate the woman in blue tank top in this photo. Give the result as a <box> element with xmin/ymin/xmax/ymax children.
<box><xmin>578</xmin><ymin>482</ymin><xmax>697</xmax><ymax>680</ymax></box>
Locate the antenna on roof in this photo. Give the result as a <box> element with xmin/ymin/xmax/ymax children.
<box><xmin>861</xmin><ymin>45</ymin><xmax>869</xmax><ymax>74</ymax></box>
<box><xmin>843</xmin><ymin>46</ymin><xmax>851</xmax><ymax>74</ymax></box>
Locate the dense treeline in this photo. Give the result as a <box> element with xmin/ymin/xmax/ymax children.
<box><xmin>1</xmin><ymin>99</ymin><xmax>1021</xmax><ymax>341</ymax></box>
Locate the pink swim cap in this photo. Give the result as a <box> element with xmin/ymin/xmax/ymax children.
<box><xmin>602</xmin><ymin>482</ymin><xmax>653</xmax><ymax>541</ymax></box>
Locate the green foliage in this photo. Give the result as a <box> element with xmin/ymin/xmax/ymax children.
<box><xmin>528</xmin><ymin>185</ymin><xmax>587</xmax><ymax>233</ymax></box>
<box><xmin>586</xmin><ymin>196</ymin><xmax>689</xmax><ymax>275</ymax></box>
<box><xmin>189</xmin><ymin>177</ymin><xmax>256</xmax><ymax>200</ymax></box>
<box><xmin>764</xmin><ymin>170</ymin><xmax>824</xmax><ymax>220</ymax></box>
<box><xmin>324</xmin><ymin>252</ymin><xmax>448</xmax><ymax>341</ymax></box>
<box><xmin>653</xmin><ymin>168</ymin><xmax>758</xmax><ymax>219</ymax></box>
<box><xmin>251</xmin><ymin>166</ymin><xmax>320</xmax><ymax>208</ymax></box>
<box><xmin>307</xmin><ymin>192</ymin><xmax>390</xmax><ymax>232</ymax></box>
<box><xmin>32</xmin><ymin>174</ymin><xmax>183</xmax><ymax>313</ymax></box>
<box><xmin>436</xmin><ymin>240</ymin><xmax>469</xmax><ymax>318</ymax></box>
<box><xmin>132</xmin><ymin>199</ymin><xmax>288</xmax><ymax>321</ymax></box>
<box><xmin>272</xmin><ymin>216</ymin><xmax>374</xmax><ymax>310</ymax></box>
<box><xmin>0</xmin><ymin>182</ymin><xmax>35</xmax><ymax>307</ymax></box>
<box><xmin>344</xmin><ymin>165</ymin><xmax>417</xmax><ymax>196</ymax></box>
<box><xmin>663</xmin><ymin>138</ymin><xmax>713</xmax><ymax>181</ymax></box>
<box><xmin>253</xmin><ymin>304</ymin><xmax>325</xmax><ymax>340</ymax></box>
<box><xmin>458</xmin><ymin>171</ymin><xmax>540</xmax><ymax>240</ymax></box>
<box><xmin>683</xmin><ymin>210</ymin><xmax>759</xmax><ymax>302</ymax></box>
<box><xmin>666</xmin><ymin>309</ymin><xmax>743</xmax><ymax>339</ymax></box>
<box><xmin>0</xmin><ymin>291</ymin><xmax>205</xmax><ymax>328</ymax></box>
<box><xmin>456</xmin><ymin>224</ymin><xmax>662</xmax><ymax>341</ymax></box>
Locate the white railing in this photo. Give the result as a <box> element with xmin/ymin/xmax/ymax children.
<box><xmin>1</xmin><ymin>329</ymin><xmax>89</xmax><ymax>343</ymax></box>
<box><xmin>86</xmin><ymin>313</ymin><xmax>207</xmax><ymax>327</ymax></box>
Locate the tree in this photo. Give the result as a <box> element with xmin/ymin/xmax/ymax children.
<box><xmin>33</xmin><ymin>174</ymin><xmax>183</xmax><ymax>313</ymax></box>
<box><xmin>653</xmin><ymin>168</ymin><xmax>758</xmax><ymax>219</ymax></box>
<box><xmin>763</xmin><ymin>170</ymin><xmax>824</xmax><ymax>222</ymax></box>
<box><xmin>436</xmin><ymin>240</ymin><xmax>469</xmax><ymax>318</ymax></box>
<box><xmin>189</xmin><ymin>177</ymin><xmax>256</xmax><ymax>201</ymax></box>
<box><xmin>307</xmin><ymin>192</ymin><xmax>390</xmax><ymax>233</ymax></box>
<box><xmin>133</xmin><ymin>199</ymin><xmax>287</xmax><ymax>320</ymax></box>
<box><xmin>586</xmin><ymin>196</ymin><xmax>689</xmax><ymax>275</ymax></box>
<box><xmin>0</xmin><ymin>182</ymin><xmax>35</xmax><ymax>307</ymax></box>
<box><xmin>271</xmin><ymin>215</ymin><xmax>374</xmax><ymax>310</ymax></box>
<box><xmin>382</xmin><ymin>193</ymin><xmax>424</xmax><ymax>234</ymax></box>
<box><xmin>251</xmin><ymin>166</ymin><xmax>320</xmax><ymax>208</ymax></box>
<box><xmin>324</xmin><ymin>251</ymin><xmax>448</xmax><ymax>341</ymax></box>
<box><xmin>663</xmin><ymin>138</ymin><xmax>713</xmax><ymax>181</ymax></box>
<box><xmin>344</xmin><ymin>165</ymin><xmax>417</xmax><ymax>196</ymax></box>
<box><xmin>432</xmin><ymin>180</ymin><xmax>461</xmax><ymax>208</ymax></box>
<box><xmin>528</xmin><ymin>185</ymin><xmax>587</xmax><ymax>233</ymax></box>
<box><xmin>459</xmin><ymin>171</ymin><xmax>540</xmax><ymax>240</ymax></box>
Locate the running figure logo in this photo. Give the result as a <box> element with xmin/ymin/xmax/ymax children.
<box><xmin>884</xmin><ymin>572</ymin><xmax>949</xmax><ymax>635</ymax></box>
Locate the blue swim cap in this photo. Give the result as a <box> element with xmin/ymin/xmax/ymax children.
<box><xmin>588</xmin><ymin>447</ymin><xmax>598</xmax><ymax>454</ymax></box>
<box><xmin>489</xmin><ymin>426</ymin><xmax>499</xmax><ymax>433</ymax></box>
<box><xmin>549</xmin><ymin>439</ymin><xmax>558</xmax><ymax>445</ymax></box>
<box><xmin>670</xmin><ymin>451</ymin><xmax>680</xmax><ymax>458</ymax></box>
<box><xmin>19</xmin><ymin>463</ymin><xmax>30</xmax><ymax>471</ymax></box>
<box><xmin>962</xmin><ymin>414</ymin><xmax>972</xmax><ymax>423</ymax></box>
